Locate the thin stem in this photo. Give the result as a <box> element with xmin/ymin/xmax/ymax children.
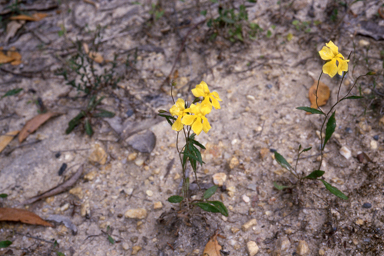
<box><xmin>315</xmin><ymin>71</ymin><xmax>323</xmax><ymax>109</ymax></box>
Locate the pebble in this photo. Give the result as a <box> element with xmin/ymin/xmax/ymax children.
<box><xmin>285</xmin><ymin>228</ymin><xmax>293</xmax><ymax>235</ymax></box>
<box><xmin>255</xmin><ymin>126</ymin><xmax>263</xmax><ymax>132</ymax></box>
<box><xmin>296</xmin><ymin>240</ymin><xmax>309</xmax><ymax>255</ymax></box>
<box><xmin>192</xmin><ymin>249</ymin><xmax>199</xmax><ymax>254</ymax></box>
<box><xmin>276</xmin><ymin>236</ymin><xmax>291</xmax><ymax>253</ymax></box>
<box><xmin>131</xmin><ymin>236</ymin><xmax>138</xmax><ymax>243</ymax></box>
<box><xmin>345</xmin><ymin>127</ymin><xmax>352</xmax><ymax>133</ymax></box>
<box><xmin>154</xmin><ymin>202</ymin><xmax>163</xmax><ymax>210</ymax></box>
<box><xmin>131</xmin><ymin>246</ymin><xmax>142</xmax><ymax>255</ymax></box>
<box><xmin>127</xmin><ymin>152</ymin><xmax>137</xmax><ymax>161</ymax></box>
<box><xmin>124</xmin><ymin>208</ymin><xmax>147</xmax><ymax>219</ymax></box>
<box><xmin>69</xmin><ymin>187</ymin><xmax>83</xmax><ymax>199</ymax></box>
<box><xmin>246</xmin><ymin>95</ymin><xmax>256</xmax><ymax>101</ymax></box>
<box><xmin>146</xmin><ymin>190</ymin><xmax>153</xmax><ymax>197</ymax></box>
<box><xmin>60</xmin><ymin>203</ymin><xmax>70</xmax><ymax>212</ymax></box>
<box><xmin>266</xmin><ymin>84</ymin><xmax>273</xmax><ymax>89</ymax></box>
<box><xmin>242</xmin><ymin>195</ymin><xmax>250</xmax><ymax>203</ymax></box>
<box><xmin>122</xmin><ymin>242</ymin><xmax>130</xmax><ymax>251</ymax></box>
<box><xmin>370</xmin><ymin>140</ymin><xmax>378</xmax><ymax>150</ymax></box>
<box><xmin>84</xmin><ymin>171</ymin><xmax>97</xmax><ymax>181</ymax></box>
<box><xmin>339</xmin><ymin>146</ymin><xmax>351</xmax><ymax>159</ymax></box>
<box><xmin>319</xmin><ymin>248</ymin><xmax>325</xmax><ymax>255</ymax></box>
<box><xmin>212</xmin><ymin>173</ymin><xmax>227</xmax><ymax>187</ymax></box>
<box><xmin>134</xmin><ymin>158</ymin><xmax>144</xmax><ymax>166</ymax></box>
<box><xmin>229</xmin><ymin>156</ymin><xmax>240</xmax><ymax>169</ymax></box>
<box><xmin>363</xmin><ymin>88</ymin><xmax>372</xmax><ymax>95</ymax></box>
<box><xmin>247</xmin><ymin>184</ymin><xmax>257</xmax><ymax>191</ymax></box>
<box><xmin>227</xmin><ymin>186</ymin><xmax>236</xmax><ymax>197</ymax></box>
<box><xmin>231</xmin><ymin>227</ymin><xmax>240</xmax><ymax>234</ymax></box>
<box><xmin>373</xmin><ymin>135</ymin><xmax>379</xmax><ymax>141</ymax></box>
<box><xmin>242</xmin><ymin>219</ymin><xmax>257</xmax><ymax>232</ymax></box>
<box><xmin>269</xmin><ymin>148</ymin><xmax>277</xmax><ymax>153</ymax></box>
<box><xmin>259</xmin><ymin>148</ymin><xmax>269</xmax><ymax>159</ymax></box>
<box><xmin>362</xmin><ymin>203</ymin><xmax>372</xmax><ymax>208</ymax></box>
<box><xmin>174</xmin><ymin>173</ymin><xmax>181</xmax><ymax>180</ymax></box>
<box><xmin>355</xmin><ymin>218</ymin><xmax>364</xmax><ymax>225</ymax></box>
<box><xmin>359</xmin><ymin>39</ymin><xmax>370</xmax><ymax>47</ymax></box>
<box><xmin>81</xmin><ymin>201</ymin><xmax>90</xmax><ymax>217</ymax></box>
<box><xmin>247</xmin><ymin>241</ymin><xmax>259</xmax><ymax>256</ymax></box>
<box><xmin>88</xmin><ymin>144</ymin><xmax>107</xmax><ymax>165</ymax></box>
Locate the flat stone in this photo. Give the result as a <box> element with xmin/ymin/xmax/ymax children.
<box><xmin>124</xmin><ymin>208</ymin><xmax>147</xmax><ymax>219</ymax></box>
<box><xmin>371</xmin><ymin>140</ymin><xmax>378</xmax><ymax>149</ymax></box>
<box><xmin>212</xmin><ymin>173</ymin><xmax>227</xmax><ymax>187</ymax></box>
<box><xmin>242</xmin><ymin>219</ymin><xmax>257</xmax><ymax>232</ymax></box>
<box><xmin>355</xmin><ymin>218</ymin><xmax>364</xmax><ymax>225</ymax></box>
<box><xmin>122</xmin><ymin>242</ymin><xmax>130</xmax><ymax>251</ymax></box>
<box><xmin>247</xmin><ymin>241</ymin><xmax>259</xmax><ymax>256</ymax></box>
<box><xmin>134</xmin><ymin>158</ymin><xmax>144</xmax><ymax>166</ymax></box>
<box><xmin>146</xmin><ymin>190</ymin><xmax>153</xmax><ymax>197</ymax></box>
<box><xmin>231</xmin><ymin>227</ymin><xmax>240</xmax><ymax>234</ymax></box>
<box><xmin>276</xmin><ymin>236</ymin><xmax>291</xmax><ymax>253</ymax></box>
<box><xmin>127</xmin><ymin>152</ymin><xmax>137</xmax><ymax>161</ymax></box>
<box><xmin>296</xmin><ymin>240</ymin><xmax>309</xmax><ymax>255</ymax></box>
<box><xmin>88</xmin><ymin>143</ymin><xmax>107</xmax><ymax>165</ymax></box>
<box><xmin>242</xmin><ymin>195</ymin><xmax>250</xmax><ymax>203</ymax></box>
<box><xmin>359</xmin><ymin>40</ymin><xmax>370</xmax><ymax>47</ymax></box>
<box><xmin>69</xmin><ymin>187</ymin><xmax>83</xmax><ymax>199</ymax></box>
<box><xmin>84</xmin><ymin>171</ymin><xmax>97</xmax><ymax>181</ymax></box>
<box><xmin>227</xmin><ymin>186</ymin><xmax>236</xmax><ymax>197</ymax></box>
<box><xmin>81</xmin><ymin>201</ymin><xmax>90</xmax><ymax>217</ymax></box>
<box><xmin>339</xmin><ymin>146</ymin><xmax>351</xmax><ymax>159</ymax></box>
<box><xmin>229</xmin><ymin>156</ymin><xmax>239</xmax><ymax>169</ymax></box>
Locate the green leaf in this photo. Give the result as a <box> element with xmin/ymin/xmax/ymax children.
<box><xmin>273</xmin><ymin>181</ymin><xmax>290</xmax><ymax>190</ymax></box>
<box><xmin>0</xmin><ymin>193</ymin><xmax>7</xmax><ymax>198</ymax></box>
<box><xmin>107</xmin><ymin>235</ymin><xmax>115</xmax><ymax>245</ymax></box>
<box><xmin>94</xmin><ymin>109</ymin><xmax>115</xmax><ymax>118</ymax></box>
<box><xmin>302</xmin><ymin>147</ymin><xmax>312</xmax><ymax>152</ymax></box>
<box><xmin>191</xmin><ymin>139</ymin><xmax>205</xmax><ymax>149</ymax></box>
<box><xmin>221</xmin><ymin>16</ymin><xmax>235</xmax><ymax>24</ymax></box>
<box><xmin>194</xmin><ymin>202</ymin><xmax>220</xmax><ymax>213</ymax></box>
<box><xmin>66</xmin><ymin>112</ymin><xmax>85</xmax><ymax>134</ymax></box>
<box><xmin>320</xmin><ymin>179</ymin><xmax>348</xmax><ymax>200</ymax></box>
<box><xmin>296</xmin><ymin>107</ymin><xmax>325</xmax><ymax>115</ymax></box>
<box><xmin>343</xmin><ymin>96</ymin><xmax>363</xmax><ymax>100</ymax></box>
<box><xmin>168</xmin><ymin>195</ymin><xmax>184</xmax><ymax>203</ymax></box>
<box><xmin>203</xmin><ymin>186</ymin><xmax>218</xmax><ymax>199</ymax></box>
<box><xmin>208</xmin><ymin>201</ymin><xmax>229</xmax><ymax>217</ymax></box>
<box><xmin>0</xmin><ymin>240</ymin><xmax>12</xmax><ymax>248</ymax></box>
<box><xmin>266</xmin><ymin>30</ymin><xmax>272</xmax><ymax>38</ymax></box>
<box><xmin>158</xmin><ymin>109</ymin><xmax>167</xmax><ymax>113</ymax></box>
<box><xmin>366</xmin><ymin>71</ymin><xmax>376</xmax><ymax>75</ymax></box>
<box><xmin>84</xmin><ymin>119</ymin><xmax>93</xmax><ymax>136</ymax></box>
<box><xmin>274</xmin><ymin>152</ymin><xmax>292</xmax><ymax>171</ymax></box>
<box><xmin>56</xmin><ymin>252</ymin><xmax>65</xmax><ymax>256</ymax></box>
<box><xmin>2</xmin><ymin>88</ymin><xmax>23</xmax><ymax>99</ymax></box>
<box><xmin>323</xmin><ymin>111</ymin><xmax>336</xmax><ymax>149</ymax></box>
<box><xmin>304</xmin><ymin>170</ymin><xmax>325</xmax><ymax>179</ymax></box>
<box><xmin>200</xmin><ymin>10</ymin><xmax>207</xmax><ymax>16</ymax></box>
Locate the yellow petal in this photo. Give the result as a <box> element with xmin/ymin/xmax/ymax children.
<box><xmin>322</xmin><ymin>59</ymin><xmax>338</xmax><ymax>78</ymax></box>
<box><xmin>201</xmin><ymin>102</ymin><xmax>213</xmax><ymax>115</ymax></box>
<box><xmin>192</xmin><ymin>87</ymin><xmax>205</xmax><ymax>97</ymax></box>
<box><xmin>211</xmin><ymin>91</ymin><xmax>222</xmax><ymax>101</ymax></box>
<box><xmin>319</xmin><ymin>46</ymin><xmax>334</xmax><ymax>60</ymax></box>
<box><xmin>210</xmin><ymin>96</ymin><xmax>221</xmax><ymax>109</ymax></box>
<box><xmin>339</xmin><ymin>59</ymin><xmax>349</xmax><ymax>73</ymax></box>
<box><xmin>172</xmin><ymin>118</ymin><xmax>183</xmax><ymax>131</ymax></box>
<box><xmin>175</xmin><ymin>98</ymin><xmax>185</xmax><ymax>109</ymax></box>
<box><xmin>181</xmin><ymin>115</ymin><xmax>195</xmax><ymax>125</ymax></box>
<box><xmin>200</xmin><ymin>81</ymin><xmax>210</xmax><ymax>94</ymax></box>
<box><xmin>202</xmin><ymin>116</ymin><xmax>211</xmax><ymax>133</ymax></box>
<box><xmin>192</xmin><ymin>117</ymin><xmax>203</xmax><ymax>135</ymax></box>
<box><xmin>326</xmin><ymin>41</ymin><xmax>339</xmax><ymax>56</ymax></box>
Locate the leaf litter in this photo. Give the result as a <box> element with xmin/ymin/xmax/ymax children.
<box><xmin>203</xmin><ymin>230</ymin><xmax>223</xmax><ymax>256</ymax></box>
<box><xmin>19</xmin><ymin>112</ymin><xmax>60</xmax><ymax>143</ymax></box>
<box><xmin>307</xmin><ymin>79</ymin><xmax>330</xmax><ymax>114</ymax></box>
<box><xmin>0</xmin><ymin>130</ymin><xmax>19</xmax><ymax>153</ymax></box>
<box><xmin>0</xmin><ymin>208</ymin><xmax>53</xmax><ymax>227</ymax></box>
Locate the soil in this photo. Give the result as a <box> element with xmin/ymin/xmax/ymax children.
<box><xmin>1</xmin><ymin>0</ymin><xmax>384</xmax><ymax>256</ymax></box>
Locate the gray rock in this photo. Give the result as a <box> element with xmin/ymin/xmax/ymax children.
<box><xmin>127</xmin><ymin>130</ymin><xmax>156</xmax><ymax>153</ymax></box>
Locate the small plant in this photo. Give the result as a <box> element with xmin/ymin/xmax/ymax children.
<box><xmin>159</xmin><ymin>81</ymin><xmax>228</xmax><ymax>217</ymax></box>
<box><xmin>274</xmin><ymin>41</ymin><xmax>380</xmax><ymax>202</ymax></box>
<box><xmin>292</xmin><ymin>20</ymin><xmax>311</xmax><ymax>33</ymax></box>
<box><xmin>55</xmin><ymin>28</ymin><xmax>121</xmax><ymax>136</ymax></box>
<box><xmin>149</xmin><ymin>2</ymin><xmax>164</xmax><ymax>21</ymax></box>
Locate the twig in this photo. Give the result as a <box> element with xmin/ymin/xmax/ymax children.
<box><xmin>22</xmin><ymin>165</ymin><xmax>84</xmax><ymax>205</ymax></box>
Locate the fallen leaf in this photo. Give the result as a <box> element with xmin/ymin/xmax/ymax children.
<box><xmin>4</xmin><ymin>20</ymin><xmax>25</xmax><ymax>43</ymax></box>
<box><xmin>83</xmin><ymin>43</ymin><xmax>103</xmax><ymax>63</ymax></box>
<box><xmin>0</xmin><ymin>208</ymin><xmax>53</xmax><ymax>227</ymax></box>
<box><xmin>0</xmin><ymin>131</ymin><xmax>19</xmax><ymax>153</ymax></box>
<box><xmin>7</xmin><ymin>47</ymin><xmax>22</xmax><ymax>66</ymax></box>
<box><xmin>19</xmin><ymin>112</ymin><xmax>59</xmax><ymax>143</ymax></box>
<box><xmin>10</xmin><ymin>13</ymin><xmax>48</xmax><ymax>22</ymax></box>
<box><xmin>308</xmin><ymin>79</ymin><xmax>330</xmax><ymax>114</ymax></box>
<box><xmin>203</xmin><ymin>232</ymin><xmax>222</xmax><ymax>256</ymax></box>
<box><xmin>22</xmin><ymin>165</ymin><xmax>84</xmax><ymax>205</ymax></box>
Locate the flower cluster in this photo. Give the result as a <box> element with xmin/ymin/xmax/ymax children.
<box><xmin>319</xmin><ymin>41</ymin><xmax>349</xmax><ymax>78</ymax></box>
<box><xmin>169</xmin><ymin>81</ymin><xmax>222</xmax><ymax>135</ymax></box>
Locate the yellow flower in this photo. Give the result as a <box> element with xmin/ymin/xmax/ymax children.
<box><xmin>191</xmin><ymin>81</ymin><xmax>222</xmax><ymax>109</ymax></box>
<box><xmin>319</xmin><ymin>41</ymin><xmax>349</xmax><ymax>78</ymax></box>
<box><xmin>182</xmin><ymin>102</ymin><xmax>212</xmax><ymax>135</ymax></box>
<box><xmin>169</xmin><ymin>98</ymin><xmax>186</xmax><ymax>131</ymax></box>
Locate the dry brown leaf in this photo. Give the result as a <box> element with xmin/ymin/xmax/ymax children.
<box><xmin>82</xmin><ymin>43</ymin><xmax>103</xmax><ymax>63</ymax></box>
<box><xmin>308</xmin><ymin>79</ymin><xmax>330</xmax><ymax>114</ymax></box>
<box><xmin>203</xmin><ymin>232</ymin><xmax>222</xmax><ymax>256</ymax></box>
<box><xmin>4</xmin><ymin>20</ymin><xmax>25</xmax><ymax>43</ymax></box>
<box><xmin>7</xmin><ymin>47</ymin><xmax>22</xmax><ymax>66</ymax></box>
<box><xmin>0</xmin><ymin>208</ymin><xmax>53</xmax><ymax>227</ymax></box>
<box><xmin>19</xmin><ymin>112</ymin><xmax>59</xmax><ymax>143</ymax></box>
<box><xmin>10</xmin><ymin>13</ymin><xmax>48</xmax><ymax>21</ymax></box>
<box><xmin>0</xmin><ymin>130</ymin><xmax>19</xmax><ymax>153</ymax></box>
<box><xmin>0</xmin><ymin>51</ymin><xmax>15</xmax><ymax>64</ymax></box>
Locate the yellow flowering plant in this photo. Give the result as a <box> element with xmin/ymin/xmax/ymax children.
<box><xmin>158</xmin><ymin>81</ymin><xmax>228</xmax><ymax>217</ymax></box>
<box><xmin>273</xmin><ymin>41</ymin><xmax>380</xmax><ymax>201</ymax></box>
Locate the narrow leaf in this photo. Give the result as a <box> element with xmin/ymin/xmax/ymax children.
<box><xmin>0</xmin><ymin>240</ymin><xmax>12</xmax><ymax>248</ymax></box>
<box><xmin>191</xmin><ymin>139</ymin><xmax>206</xmax><ymax>149</ymax></box>
<box><xmin>274</xmin><ymin>152</ymin><xmax>292</xmax><ymax>171</ymax></box>
<box><xmin>66</xmin><ymin>112</ymin><xmax>85</xmax><ymax>134</ymax></box>
<box><xmin>0</xmin><ymin>194</ymin><xmax>8</xmax><ymax>198</ymax></box>
<box><xmin>167</xmin><ymin>195</ymin><xmax>183</xmax><ymax>203</ymax></box>
<box><xmin>366</xmin><ymin>71</ymin><xmax>376</xmax><ymax>75</ymax></box>
<box><xmin>304</xmin><ymin>170</ymin><xmax>325</xmax><ymax>179</ymax></box>
<box><xmin>94</xmin><ymin>109</ymin><xmax>115</xmax><ymax>118</ymax></box>
<box><xmin>302</xmin><ymin>147</ymin><xmax>312</xmax><ymax>152</ymax></box>
<box><xmin>208</xmin><ymin>201</ymin><xmax>229</xmax><ymax>217</ymax></box>
<box><xmin>56</xmin><ymin>252</ymin><xmax>65</xmax><ymax>256</ymax></box>
<box><xmin>343</xmin><ymin>96</ymin><xmax>363</xmax><ymax>100</ymax></box>
<box><xmin>323</xmin><ymin>111</ymin><xmax>336</xmax><ymax>149</ymax></box>
<box><xmin>107</xmin><ymin>235</ymin><xmax>115</xmax><ymax>245</ymax></box>
<box><xmin>84</xmin><ymin>119</ymin><xmax>93</xmax><ymax>136</ymax></box>
<box><xmin>273</xmin><ymin>181</ymin><xmax>290</xmax><ymax>190</ymax></box>
<box><xmin>2</xmin><ymin>88</ymin><xmax>23</xmax><ymax>99</ymax></box>
<box><xmin>296</xmin><ymin>107</ymin><xmax>325</xmax><ymax>115</ymax></box>
<box><xmin>320</xmin><ymin>179</ymin><xmax>348</xmax><ymax>200</ymax></box>
<box><xmin>203</xmin><ymin>186</ymin><xmax>218</xmax><ymax>200</ymax></box>
<box><xmin>194</xmin><ymin>202</ymin><xmax>220</xmax><ymax>213</ymax></box>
